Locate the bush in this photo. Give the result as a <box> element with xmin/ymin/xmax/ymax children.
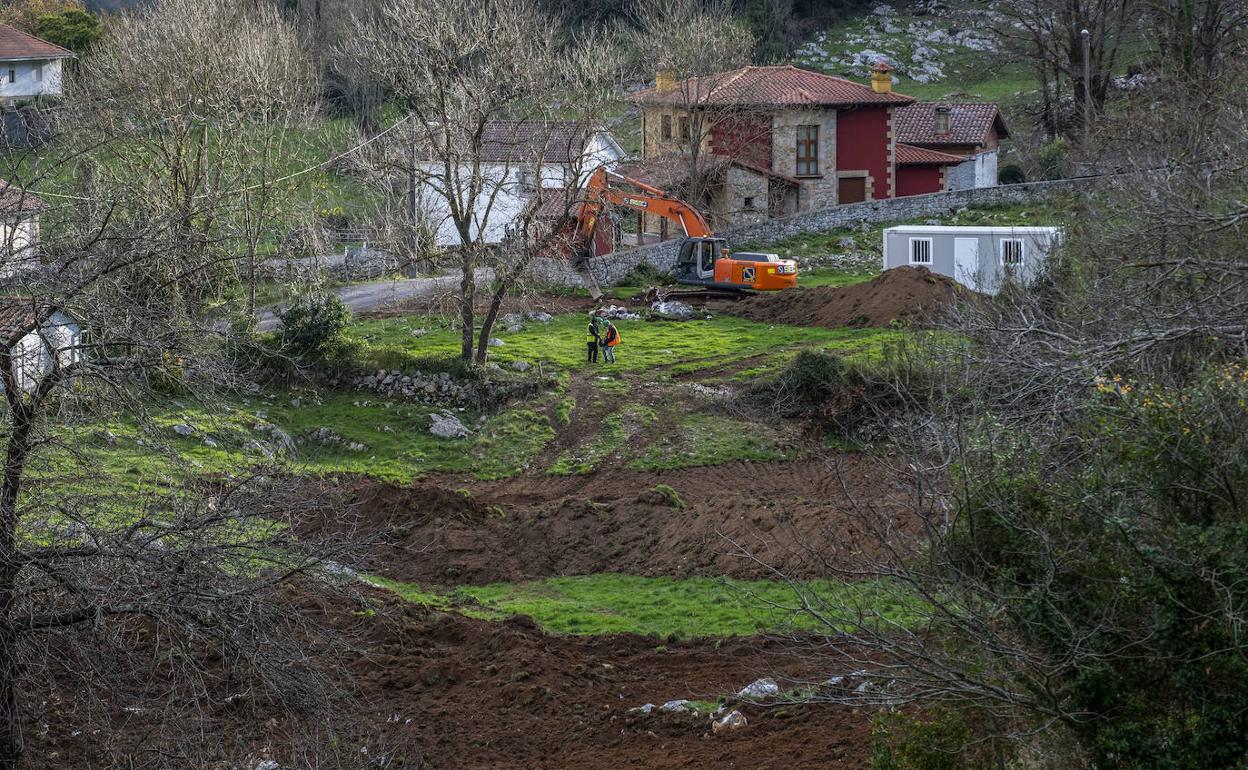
<box><xmin>1035</xmin><ymin>138</ymin><xmax>1070</xmax><ymax>180</ymax></box>
<box><xmin>870</xmin><ymin>708</ymin><xmax>1002</xmax><ymax>770</ymax></box>
<box><xmin>743</xmin><ymin>350</ymin><xmax>927</xmax><ymax>439</ymax></box>
<box><xmin>277</xmin><ymin>293</ymin><xmax>351</xmax><ymax>362</ymax></box>
<box><xmin>998</xmin><ymin>163</ymin><xmax>1026</xmax><ymax>184</ymax></box>
<box><xmin>617</xmin><ymin>261</ymin><xmax>674</xmax><ymax>287</ymax></box>
<box><xmin>941</xmin><ymin>365</ymin><xmax>1248</xmax><ymax>769</ymax></box>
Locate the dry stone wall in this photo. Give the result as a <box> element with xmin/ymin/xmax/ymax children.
<box><xmin>532</xmin><ymin>176</ymin><xmax>1098</xmax><ymax>287</ymax></box>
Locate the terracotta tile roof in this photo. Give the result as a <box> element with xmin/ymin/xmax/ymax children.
<box><xmin>0</xmin><ymin>179</ymin><xmax>44</xmax><ymax>212</ymax></box>
<box><xmin>895</xmin><ymin>143</ymin><xmax>965</xmax><ymax>166</ymax></box>
<box><xmin>630</xmin><ymin>65</ymin><xmax>913</xmax><ymax>108</ymax></box>
<box><xmin>0</xmin><ymin>297</ymin><xmax>40</xmax><ymax>339</ymax></box>
<box><xmin>894</xmin><ymin>102</ymin><xmax>1009</xmax><ymax>147</ymax></box>
<box><xmin>529</xmin><ymin>186</ymin><xmax>586</xmax><ymax>220</ymax></box>
<box><xmin>0</xmin><ymin>25</ymin><xmax>72</xmax><ymax>61</ymax></box>
<box><xmin>476</xmin><ymin>121</ymin><xmax>605</xmax><ymax>165</ymax></box>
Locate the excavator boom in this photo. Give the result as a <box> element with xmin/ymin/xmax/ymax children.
<box><xmin>566</xmin><ymin>167</ymin><xmax>797</xmax><ymax>293</ymax></box>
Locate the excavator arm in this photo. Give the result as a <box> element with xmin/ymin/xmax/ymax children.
<box><xmin>575</xmin><ymin>168</ymin><xmax>715</xmax><ymax>246</ymax></box>
<box><xmin>559</xmin><ymin>166</ymin><xmax>797</xmax><ymax>294</ymax></box>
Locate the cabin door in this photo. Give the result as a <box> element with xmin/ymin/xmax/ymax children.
<box><xmin>953</xmin><ymin>237</ymin><xmax>979</xmax><ymax>289</ymax></box>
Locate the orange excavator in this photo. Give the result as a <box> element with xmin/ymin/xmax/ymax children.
<box><xmin>565</xmin><ymin>167</ymin><xmax>798</xmax><ymax>295</ymax></box>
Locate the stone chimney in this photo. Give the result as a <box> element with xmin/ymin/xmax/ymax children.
<box><xmin>656</xmin><ymin>69</ymin><xmax>677</xmax><ymax>93</ymax></box>
<box><xmin>870</xmin><ymin>62</ymin><xmax>893</xmax><ymax>94</ymax></box>
<box><xmin>934</xmin><ymin>104</ymin><xmax>952</xmax><ymax>135</ymax></box>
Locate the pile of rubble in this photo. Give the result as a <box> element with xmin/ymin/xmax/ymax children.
<box><xmin>338</xmin><ymin>369</ymin><xmax>472</xmax><ymax>403</ymax></box>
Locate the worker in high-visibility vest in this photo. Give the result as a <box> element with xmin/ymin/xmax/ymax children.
<box><xmin>586</xmin><ymin>315</ymin><xmax>602</xmax><ymax>363</ymax></box>
<box><xmin>602</xmin><ymin>320</ymin><xmax>620</xmax><ymax>364</ymax></box>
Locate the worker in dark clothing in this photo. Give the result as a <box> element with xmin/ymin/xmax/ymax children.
<box><xmin>586</xmin><ymin>315</ymin><xmax>602</xmax><ymax>363</ymax></box>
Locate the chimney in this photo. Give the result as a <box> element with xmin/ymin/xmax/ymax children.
<box><xmin>870</xmin><ymin>61</ymin><xmax>893</xmax><ymax>94</ymax></box>
<box><xmin>656</xmin><ymin>69</ymin><xmax>677</xmax><ymax>93</ymax></box>
<box><xmin>934</xmin><ymin>104</ymin><xmax>952</xmax><ymax>135</ymax></box>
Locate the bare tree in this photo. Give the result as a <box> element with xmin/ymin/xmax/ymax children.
<box><xmin>760</xmin><ymin>85</ymin><xmax>1248</xmax><ymax>768</ymax></box>
<box><xmin>991</xmin><ymin>0</ymin><xmax>1138</xmax><ymax>139</ymax></box>
<box><xmin>340</xmin><ymin>0</ymin><xmax>622</xmax><ymax>363</ymax></box>
<box><xmin>0</xmin><ymin>1</ymin><xmax>368</xmax><ymax>766</ymax></box>
<box><xmin>65</xmin><ymin>0</ymin><xmax>320</xmax><ymax>320</ymax></box>
<box><xmin>625</xmin><ymin>0</ymin><xmax>765</xmax><ymax>229</ymax></box>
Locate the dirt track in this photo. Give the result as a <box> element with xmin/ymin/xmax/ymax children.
<box><xmin>301</xmin><ymin>453</ymin><xmax>920</xmax><ymax>585</ymax></box>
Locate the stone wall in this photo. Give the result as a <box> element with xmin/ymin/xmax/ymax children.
<box><xmin>532</xmin><ymin>176</ymin><xmax>1098</xmax><ymax>288</ymax></box>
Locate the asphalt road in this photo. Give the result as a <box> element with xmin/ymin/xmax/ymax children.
<box><xmin>256</xmin><ymin>271</ymin><xmax>489</xmax><ymax>332</ymax></box>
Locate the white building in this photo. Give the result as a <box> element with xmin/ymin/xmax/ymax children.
<box><xmin>0</xmin><ymin>25</ymin><xmax>73</xmax><ymax>104</ymax></box>
<box><xmin>0</xmin><ymin>300</ymin><xmax>81</xmax><ymax>393</ymax></box>
<box><xmin>415</xmin><ymin>121</ymin><xmax>626</xmax><ymax>247</ymax></box>
<box><xmin>0</xmin><ymin>179</ymin><xmax>43</xmax><ymax>278</ymax></box>
<box><xmin>883</xmin><ymin>225</ymin><xmax>1061</xmax><ymax>295</ymax></box>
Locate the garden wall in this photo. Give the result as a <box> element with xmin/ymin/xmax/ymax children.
<box><xmin>528</xmin><ymin>176</ymin><xmax>1100</xmax><ymax>288</ymax></box>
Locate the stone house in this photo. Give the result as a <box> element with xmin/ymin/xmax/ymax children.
<box><xmin>627</xmin><ymin>63</ymin><xmax>964</xmax><ymax>234</ymax></box>
<box><xmin>894</xmin><ymin>102</ymin><xmax>1009</xmax><ymax>189</ymax></box>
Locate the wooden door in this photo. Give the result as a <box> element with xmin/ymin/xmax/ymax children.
<box><xmin>838</xmin><ymin>176</ymin><xmax>867</xmax><ymax>204</ymax></box>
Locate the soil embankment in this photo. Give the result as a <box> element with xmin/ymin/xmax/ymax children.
<box><xmin>300</xmin><ymin>454</ymin><xmax>920</xmax><ymax>585</ymax></box>
<box><xmin>727</xmin><ymin>266</ymin><xmax>963</xmax><ymax>328</ymax></box>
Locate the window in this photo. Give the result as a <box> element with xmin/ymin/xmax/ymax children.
<box><xmin>33</xmin><ymin>65</ymin><xmax>41</xmax><ymax>83</ymax></box>
<box><xmin>7</xmin><ymin>69</ymin><xmax>14</xmax><ymax>84</ymax></box>
<box><xmin>796</xmin><ymin>125</ymin><xmax>820</xmax><ymax>176</ymax></box>
<box><xmin>743</xmin><ymin>196</ymin><xmax>756</xmax><ymax>210</ymax></box>
<box><xmin>1001</xmin><ymin>238</ymin><xmax>1024</xmax><ymax>266</ymax></box>
<box><xmin>699</xmin><ymin>241</ymin><xmax>715</xmax><ymax>272</ymax></box>
<box><xmin>678</xmin><ymin>116</ymin><xmax>690</xmax><ymax>140</ymax></box>
<box><xmin>661</xmin><ymin>114</ymin><xmax>672</xmax><ymax>140</ymax></box>
<box><xmin>909</xmin><ymin>237</ymin><xmax>933</xmax><ymax>264</ymax></box>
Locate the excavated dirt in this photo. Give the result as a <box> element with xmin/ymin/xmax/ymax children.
<box><xmin>27</xmin><ymin>586</ymin><xmax>874</xmax><ymax>770</ymax></box>
<box><xmin>299</xmin><ymin>454</ymin><xmax>921</xmax><ymax>585</ymax></box>
<box><xmin>725</xmin><ymin>266</ymin><xmax>963</xmax><ymax>328</ymax></box>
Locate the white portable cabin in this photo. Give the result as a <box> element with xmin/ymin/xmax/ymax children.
<box><xmin>882</xmin><ymin>225</ymin><xmax>1061</xmax><ymax>294</ymax></box>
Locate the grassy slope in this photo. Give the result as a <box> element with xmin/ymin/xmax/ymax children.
<box><xmin>794</xmin><ymin>2</ymin><xmax>1034</xmax><ymax>103</ymax></box>
<box><xmin>349</xmin><ymin>312</ymin><xmax>901</xmax><ymax>375</ymax></box>
<box><xmin>377</xmin><ymin>573</ymin><xmax>922</xmax><ymax>638</ymax></box>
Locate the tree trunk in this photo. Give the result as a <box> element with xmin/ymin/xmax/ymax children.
<box><xmin>459</xmin><ymin>248</ymin><xmax>476</xmax><ymax>361</ymax></box>
<box><xmin>0</xmin><ymin>411</ymin><xmax>33</xmax><ymax>770</ymax></box>
<box><xmin>475</xmin><ymin>280</ymin><xmax>507</xmax><ymax>365</ymax></box>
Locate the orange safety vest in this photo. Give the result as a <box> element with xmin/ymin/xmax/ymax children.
<box><xmin>605</xmin><ymin>325</ymin><xmax>620</xmax><ymax>346</ymax></box>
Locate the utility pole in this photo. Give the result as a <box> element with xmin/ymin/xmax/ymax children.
<box><xmin>408</xmin><ymin>132</ymin><xmax>418</xmax><ymax>257</ymax></box>
<box><xmin>1081</xmin><ymin>28</ymin><xmax>1092</xmax><ymax>152</ymax></box>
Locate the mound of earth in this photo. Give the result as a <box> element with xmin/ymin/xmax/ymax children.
<box><xmin>299</xmin><ymin>455</ymin><xmax>920</xmax><ymax>585</ymax></box>
<box><xmin>28</xmin><ymin>585</ymin><xmax>874</xmax><ymax>769</ymax></box>
<box><xmin>729</xmin><ymin>266</ymin><xmax>962</xmax><ymax>328</ymax></box>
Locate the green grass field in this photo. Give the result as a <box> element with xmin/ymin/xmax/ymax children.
<box><xmin>377</xmin><ymin>573</ymin><xmax>924</xmax><ymax>638</ymax></box>
<box><xmin>348</xmin><ymin>312</ymin><xmax>904</xmax><ymax>378</ymax></box>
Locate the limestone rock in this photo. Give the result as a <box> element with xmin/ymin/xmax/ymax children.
<box><xmin>713</xmin><ymin>710</ymin><xmax>747</xmax><ymax>733</ymax></box>
<box><xmin>430</xmin><ymin>413</ymin><xmax>470</xmax><ymax>439</ymax></box>
<box><xmin>737</xmin><ymin>677</ymin><xmax>780</xmax><ymax>699</ymax></box>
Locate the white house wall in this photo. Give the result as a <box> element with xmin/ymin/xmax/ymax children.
<box><xmin>0</xmin><ymin>59</ymin><xmax>63</xmax><ymax>101</ymax></box>
<box><xmin>0</xmin><ymin>216</ymin><xmax>39</xmax><ymax>278</ymax></box>
<box><xmin>945</xmin><ymin>150</ymin><xmax>999</xmax><ymax>190</ymax></box>
<box><xmin>415</xmin><ymin>135</ymin><xmax>624</xmax><ymax>247</ymax></box>
<box><xmin>7</xmin><ymin>311</ymin><xmax>80</xmax><ymax>394</ymax></box>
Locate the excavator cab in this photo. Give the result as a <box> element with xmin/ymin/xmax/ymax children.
<box><xmin>675</xmin><ymin>237</ymin><xmax>727</xmax><ymax>284</ymax></box>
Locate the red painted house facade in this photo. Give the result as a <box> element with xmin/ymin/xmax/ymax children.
<box><xmin>629</xmin><ymin>64</ymin><xmax>964</xmax><ymax>231</ymax></box>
